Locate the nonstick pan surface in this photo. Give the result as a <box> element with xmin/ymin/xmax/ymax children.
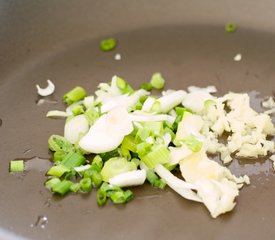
<box><xmin>0</xmin><ymin>1</ymin><xmax>275</xmax><ymax>239</ymax></box>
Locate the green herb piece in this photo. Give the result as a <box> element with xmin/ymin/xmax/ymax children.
<box><xmin>48</xmin><ymin>135</ymin><xmax>74</xmax><ymax>153</ymax></box>
<box><xmin>91</xmin><ymin>155</ymin><xmax>103</xmax><ymax>172</ymax></box>
<box><xmin>100</xmin><ymin>157</ymin><xmax>137</xmax><ymax>182</ymax></box>
<box><xmin>63</xmin><ymin>86</ymin><xmax>87</xmax><ymax>105</ymax></box>
<box><xmin>45</xmin><ymin>178</ymin><xmax>61</xmax><ymax>189</ymax></box>
<box><xmin>9</xmin><ymin>160</ymin><xmax>24</xmax><ymax>173</ymax></box>
<box><xmin>80</xmin><ymin>178</ymin><xmax>93</xmax><ymax>192</ymax></box>
<box><xmin>140</xmin><ymin>82</ymin><xmax>153</xmax><ymax>91</ymax></box>
<box><xmin>150</xmin><ymin>72</ymin><xmax>165</xmax><ymax>90</ymax></box>
<box><xmin>70</xmin><ymin>183</ymin><xmax>80</xmax><ymax>193</ymax></box>
<box><xmin>136</xmin><ymin>142</ymin><xmax>152</xmax><ymax>157</ymax></box>
<box><xmin>146</xmin><ymin>169</ymin><xmax>166</xmax><ymax>189</ymax></box>
<box><xmin>108</xmin><ymin>190</ymin><xmax>134</xmax><ymax>204</ymax></box>
<box><xmin>225</xmin><ymin>22</ymin><xmax>237</xmax><ymax>33</ymax></box>
<box><xmin>47</xmin><ymin>165</ymin><xmax>70</xmax><ymax>178</ymax></box>
<box><xmin>72</xmin><ymin>105</ymin><xmax>85</xmax><ymax>116</ymax></box>
<box><xmin>100</xmin><ymin>38</ymin><xmax>117</xmax><ymax>51</ymax></box>
<box><xmin>115</xmin><ymin>76</ymin><xmax>134</xmax><ymax>94</ymax></box>
<box><xmin>121</xmin><ymin>135</ymin><xmax>137</xmax><ymax>153</ymax></box>
<box><xmin>141</xmin><ymin>145</ymin><xmax>170</xmax><ymax>169</ymax></box>
<box><xmin>53</xmin><ymin>150</ymin><xmax>67</xmax><ymax>163</ymax></box>
<box><xmin>91</xmin><ymin>171</ymin><xmax>103</xmax><ymax>187</ymax></box>
<box><xmin>84</xmin><ymin>107</ymin><xmax>99</xmax><ymax>126</ymax></box>
<box><xmin>61</xmin><ymin>152</ymin><xmax>86</xmax><ymax>168</ymax></box>
<box><xmin>97</xmin><ymin>188</ymin><xmax>107</xmax><ymax>206</ymax></box>
<box><xmin>52</xmin><ymin>180</ymin><xmax>73</xmax><ymax>195</ymax></box>
<box><xmin>182</xmin><ymin>134</ymin><xmax>203</xmax><ymax>152</ymax></box>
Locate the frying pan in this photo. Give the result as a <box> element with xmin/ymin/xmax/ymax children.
<box><xmin>0</xmin><ymin>1</ymin><xmax>275</xmax><ymax>239</ymax></box>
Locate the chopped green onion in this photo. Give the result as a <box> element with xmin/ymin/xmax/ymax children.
<box><xmin>84</xmin><ymin>107</ymin><xmax>99</xmax><ymax>126</ymax></box>
<box><xmin>99</xmin><ymin>149</ymin><xmax>120</xmax><ymax>162</ymax></box>
<box><xmin>121</xmin><ymin>135</ymin><xmax>137</xmax><ymax>153</ymax></box>
<box><xmin>80</xmin><ymin>178</ymin><xmax>93</xmax><ymax>192</ymax></box>
<box><xmin>97</xmin><ymin>189</ymin><xmax>107</xmax><ymax>206</ymax></box>
<box><xmin>63</xmin><ymin>86</ymin><xmax>87</xmax><ymax>105</ymax></box>
<box><xmin>136</xmin><ymin>142</ymin><xmax>152</xmax><ymax>157</ymax></box>
<box><xmin>143</xmin><ymin>121</ymin><xmax>163</xmax><ymax>135</ymax></box>
<box><xmin>72</xmin><ymin>105</ymin><xmax>85</xmax><ymax>116</ymax></box>
<box><xmin>63</xmin><ymin>170</ymin><xmax>77</xmax><ymax>180</ymax></box>
<box><xmin>131</xmin><ymin>158</ymin><xmax>140</xmax><ymax>168</ymax></box>
<box><xmin>120</xmin><ymin>147</ymin><xmax>131</xmax><ymax>160</ymax></box>
<box><xmin>150</xmin><ymin>72</ymin><xmax>165</xmax><ymax>90</ymax></box>
<box><xmin>141</xmin><ymin>145</ymin><xmax>170</xmax><ymax>169</ymax></box>
<box><xmin>91</xmin><ymin>171</ymin><xmax>103</xmax><ymax>187</ymax></box>
<box><xmin>45</xmin><ymin>178</ymin><xmax>61</xmax><ymax>189</ymax></box>
<box><xmin>150</xmin><ymin>101</ymin><xmax>161</xmax><ymax>113</ymax></box>
<box><xmin>135</xmin><ymin>127</ymin><xmax>151</xmax><ymax>143</ymax></box>
<box><xmin>157</xmin><ymin>179</ymin><xmax>166</xmax><ymax>189</ymax></box>
<box><xmin>146</xmin><ymin>169</ymin><xmax>159</xmax><ymax>184</ymax></box>
<box><xmin>100</xmin><ymin>38</ymin><xmax>117</xmax><ymax>51</ymax></box>
<box><xmin>100</xmin><ymin>157</ymin><xmax>137</xmax><ymax>182</ymax></box>
<box><xmin>115</xmin><ymin>76</ymin><xmax>134</xmax><ymax>94</ymax></box>
<box><xmin>47</xmin><ymin>165</ymin><xmax>70</xmax><ymax>177</ymax></box>
<box><xmin>53</xmin><ymin>150</ymin><xmax>67</xmax><ymax>162</ymax></box>
<box><xmin>182</xmin><ymin>134</ymin><xmax>203</xmax><ymax>152</ymax></box>
<box><xmin>48</xmin><ymin>135</ymin><xmax>74</xmax><ymax>153</ymax></box>
<box><xmin>140</xmin><ymin>82</ymin><xmax>153</xmax><ymax>91</ymax></box>
<box><xmin>91</xmin><ymin>155</ymin><xmax>103</xmax><ymax>172</ymax></box>
<box><xmin>108</xmin><ymin>190</ymin><xmax>134</xmax><ymax>204</ymax></box>
<box><xmin>146</xmin><ymin>169</ymin><xmax>166</xmax><ymax>189</ymax></box>
<box><xmin>9</xmin><ymin>160</ymin><xmax>24</xmax><ymax>173</ymax></box>
<box><xmin>70</xmin><ymin>183</ymin><xmax>80</xmax><ymax>193</ymax></box>
<box><xmin>52</xmin><ymin>180</ymin><xmax>73</xmax><ymax>195</ymax></box>
<box><xmin>225</xmin><ymin>22</ymin><xmax>237</xmax><ymax>33</ymax></box>
<box><xmin>61</xmin><ymin>152</ymin><xmax>86</xmax><ymax>168</ymax></box>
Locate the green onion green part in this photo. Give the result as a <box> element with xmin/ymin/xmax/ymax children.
<box><xmin>52</xmin><ymin>180</ymin><xmax>73</xmax><ymax>195</ymax></box>
<box><xmin>48</xmin><ymin>135</ymin><xmax>74</xmax><ymax>153</ymax></box>
<box><xmin>150</xmin><ymin>72</ymin><xmax>165</xmax><ymax>90</ymax></box>
<box><xmin>70</xmin><ymin>183</ymin><xmax>80</xmax><ymax>193</ymax></box>
<box><xmin>80</xmin><ymin>178</ymin><xmax>93</xmax><ymax>192</ymax></box>
<box><xmin>115</xmin><ymin>76</ymin><xmax>134</xmax><ymax>94</ymax></box>
<box><xmin>100</xmin><ymin>38</ymin><xmax>117</xmax><ymax>51</ymax></box>
<box><xmin>53</xmin><ymin>150</ymin><xmax>67</xmax><ymax>163</ymax></box>
<box><xmin>45</xmin><ymin>178</ymin><xmax>61</xmax><ymax>189</ymax></box>
<box><xmin>63</xmin><ymin>86</ymin><xmax>87</xmax><ymax>105</ymax></box>
<box><xmin>97</xmin><ymin>189</ymin><xmax>107</xmax><ymax>206</ymax></box>
<box><xmin>100</xmin><ymin>157</ymin><xmax>137</xmax><ymax>182</ymax></box>
<box><xmin>61</xmin><ymin>152</ymin><xmax>86</xmax><ymax>168</ymax></box>
<box><xmin>72</xmin><ymin>105</ymin><xmax>85</xmax><ymax>116</ymax></box>
<box><xmin>141</xmin><ymin>145</ymin><xmax>170</xmax><ymax>169</ymax></box>
<box><xmin>84</xmin><ymin>107</ymin><xmax>99</xmax><ymax>126</ymax></box>
<box><xmin>140</xmin><ymin>82</ymin><xmax>153</xmax><ymax>91</ymax></box>
<box><xmin>9</xmin><ymin>160</ymin><xmax>24</xmax><ymax>173</ymax></box>
<box><xmin>225</xmin><ymin>22</ymin><xmax>237</xmax><ymax>33</ymax></box>
<box><xmin>47</xmin><ymin>165</ymin><xmax>70</xmax><ymax>177</ymax></box>
<box><xmin>182</xmin><ymin>134</ymin><xmax>203</xmax><ymax>152</ymax></box>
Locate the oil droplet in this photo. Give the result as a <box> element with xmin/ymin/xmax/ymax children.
<box><xmin>44</xmin><ymin>198</ymin><xmax>52</xmax><ymax>207</ymax></box>
<box><xmin>34</xmin><ymin>215</ymin><xmax>48</xmax><ymax>229</ymax></box>
<box><xmin>24</xmin><ymin>156</ymin><xmax>52</xmax><ymax>173</ymax></box>
<box><xmin>136</xmin><ymin>194</ymin><xmax>162</xmax><ymax>200</ymax></box>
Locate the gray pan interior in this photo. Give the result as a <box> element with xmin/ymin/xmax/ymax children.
<box><xmin>0</xmin><ymin>1</ymin><xmax>275</xmax><ymax>239</ymax></box>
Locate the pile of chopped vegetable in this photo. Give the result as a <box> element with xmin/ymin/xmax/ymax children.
<box><xmin>32</xmin><ymin>73</ymin><xmax>274</xmax><ymax>218</ymax></box>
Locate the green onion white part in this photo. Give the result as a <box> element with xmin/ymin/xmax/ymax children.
<box><xmin>109</xmin><ymin>169</ymin><xmax>146</xmax><ymax>187</ymax></box>
<box><xmin>36</xmin><ymin>79</ymin><xmax>55</xmax><ymax>96</ymax></box>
